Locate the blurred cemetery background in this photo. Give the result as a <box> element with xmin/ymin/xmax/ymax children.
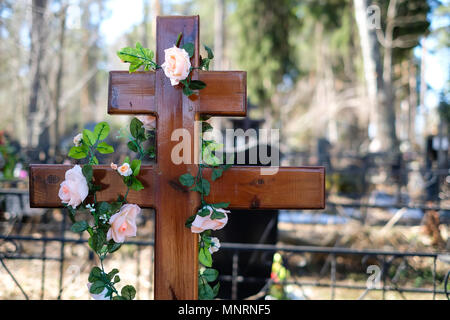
<box><xmin>0</xmin><ymin>0</ymin><xmax>449</xmax><ymax>299</ymax></box>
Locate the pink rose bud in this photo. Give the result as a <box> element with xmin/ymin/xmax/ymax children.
<box><xmin>58</xmin><ymin>165</ymin><xmax>89</xmax><ymax>209</ymax></box>
<box><xmin>110</xmin><ymin>162</ymin><xmax>118</xmax><ymax>170</ymax></box>
<box><xmin>107</xmin><ymin>204</ymin><xmax>141</xmax><ymax>243</ymax></box>
<box><xmin>191</xmin><ymin>206</ymin><xmax>229</xmax><ymax>233</ymax></box>
<box><xmin>117</xmin><ymin>163</ymin><xmax>132</xmax><ymax>176</ymax></box>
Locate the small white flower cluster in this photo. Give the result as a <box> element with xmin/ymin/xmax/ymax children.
<box><xmin>111</xmin><ymin>162</ymin><xmax>132</xmax><ymax>176</ymax></box>
<box><xmin>73</xmin><ymin>133</ymin><xmax>83</xmax><ymax>147</ymax></box>
<box><xmin>86</xmin><ymin>203</ymin><xmax>95</xmax><ymax>213</ymax></box>
<box><xmin>209</xmin><ymin>237</ymin><xmax>221</xmax><ymax>254</ymax></box>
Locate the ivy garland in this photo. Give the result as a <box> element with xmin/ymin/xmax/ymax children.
<box><xmin>65</xmin><ymin>119</ymin><xmax>154</xmax><ymax>300</ymax></box>
<box><xmin>118</xmin><ymin>34</ymin><xmax>230</xmax><ymax>299</ymax></box>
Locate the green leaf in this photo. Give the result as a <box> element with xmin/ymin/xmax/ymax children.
<box><xmin>94</xmin><ymin>122</ymin><xmax>110</xmax><ymax>141</ymax></box>
<box><xmin>182</xmin><ymin>42</ymin><xmax>194</xmax><ymax>57</ymax></box>
<box><xmin>107</xmin><ymin>241</ymin><xmax>122</xmax><ymax>253</ymax></box>
<box><xmin>117</xmin><ymin>47</ymin><xmax>140</xmax><ymax>63</ymax></box>
<box><xmin>130</xmin><ymin>177</ymin><xmax>144</xmax><ymax>191</ymax></box>
<box><xmin>107</xmin><ymin>268</ymin><xmax>119</xmax><ymax>281</ymax></box>
<box><xmin>93</xmin><ymin>231</ymin><xmax>106</xmax><ymax>253</ymax></box>
<box><xmin>185</xmin><ymin>214</ymin><xmax>196</xmax><ymax>228</ymax></box>
<box><xmin>212</xmin><ymin>282</ymin><xmax>220</xmax><ymax>296</ymax></box>
<box><xmin>89</xmin><ymin>280</ymin><xmax>106</xmax><ymax>294</ymax></box>
<box><xmin>211</xmin><ymin>202</ymin><xmax>229</xmax><ymax>209</ymax></box>
<box><xmin>198</xmin><ymin>281</ymin><xmax>214</xmax><ymax>300</ymax></box>
<box><xmin>202</xmin><ymin>268</ymin><xmax>219</xmax><ymax>282</ymax></box>
<box><xmin>130</xmin><ymin>118</ymin><xmax>143</xmax><ymax>139</ymax></box>
<box><xmin>82</xmin><ymin>164</ymin><xmax>93</xmax><ymax>182</ymax></box>
<box><xmin>131</xmin><ymin>159</ymin><xmax>141</xmax><ymax>176</ymax></box>
<box><xmin>200</xmin><ymin>57</ymin><xmax>210</xmax><ymax>71</ymax></box>
<box><xmin>183</xmin><ymin>85</ymin><xmax>195</xmax><ymax>97</ymax></box>
<box><xmin>68</xmin><ymin>146</ymin><xmax>88</xmax><ymax>159</ymax></box>
<box><xmin>96</xmin><ymin>142</ymin><xmax>114</xmax><ymax>154</ymax></box>
<box><xmin>210</xmin><ymin>209</ymin><xmax>226</xmax><ymax>220</ymax></box>
<box><xmin>199</xmin><ymin>179</ymin><xmax>210</xmax><ymax>196</ymax></box>
<box><xmin>189</xmin><ymin>80</ymin><xmax>206</xmax><ymax>90</ymax></box>
<box><xmin>202</xmin><ymin>122</ymin><xmax>213</xmax><ymax>133</ymax></box>
<box><xmin>91</xmin><ymin>156</ymin><xmax>99</xmax><ymax>165</ymax></box>
<box><xmin>127</xmin><ymin>141</ymin><xmax>138</xmax><ymax>153</ymax></box>
<box><xmin>83</xmin><ymin>129</ymin><xmax>96</xmax><ymax>146</ymax></box>
<box><xmin>199</xmin><ymin>246</ymin><xmax>212</xmax><ymax>267</ymax></box>
<box><xmin>88</xmin><ymin>267</ymin><xmax>102</xmax><ymax>283</ymax></box>
<box><xmin>198</xmin><ymin>208</ymin><xmax>211</xmax><ymax>217</ymax></box>
<box><xmin>211</xmin><ymin>168</ymin><xmax>223</xmax><ymax>181</ymax></box>
<box><xmin>129</xmin><ymin>61</ymin><xmax>143</xmax><ymax>73</ymax></box>
<box><xmin>121</xmin><ymin>285</ymin><xmax>136</xmax><ymax>300</ymax></box>
<box><xmin>97</xmin><ymin>202</ymin><xmax>112</xmax><ymax>215</ymax></box>
<box><xmin>204</xmin><ymin>45</ymin><xmax>214</xmax><ymax>59</ymax></box>
<box><xmin>113</xmin><ymin>275</ymin><xmax>120</xmax><ymax>283</ymax></box>
<box><xmin>112</xmin><ymin>296</ymin><xmax>126</xmax><ymax>300</ymax></box>
<box><xmin>71</xmin><ymin>221</ymin><xmax>89</xmax><ymax>233</ymax></box>
<box><xmin>179</xmin><ymin>173</ymin><xmax>195</xmax><ymax>187</ymax></box>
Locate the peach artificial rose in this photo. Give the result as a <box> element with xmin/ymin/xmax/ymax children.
<box><xmin>107</xmin><ymin>204</ymin><xmax>141</xmax><ymax>243</ymax></box>
<box><xmin>191</xmin><ymin>206</ymin><xmax>229</xmax><ymax>233</ymax></box>
<box><xmin>58</xmin><ymin>165</ymin><xmax>89</xmax><ymax>209</ymax></box>
<box><xmin>161</xmin><ymin>45</ymin><xmax>191</xmax><ymax>86</ymax></box>
<box><xmin>117</xmin><ymin>162</ymin><xmax>132</xmax><ymax>176</ymax></box>
<box><xmin>136</xmin><ymin>115</ymin><xmax>156</xmax><ymax>130</ymax></box>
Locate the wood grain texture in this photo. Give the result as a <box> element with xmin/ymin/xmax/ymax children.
<box><xmin>108</xmin><ymin>71</ymin><xmax>156</xmax><ymax>114</ymax></box>
<box><xmin>29</xmin><ymin>165</ymin><xmax>325</xmax><ymax>210</ymax></box>
<box><xmin>205</xmin><ymin>166</ymin><xmax>325</xmax><ymax>209</ymax></box>
<box><xmin>153</xmin><ymin>15</ymin><xmax>200</xmax><ymax>300</ymax></box>
<box><xmin>196</xmin><ymin>71</ymin><xmax>247</xmax><ymax>116</ymax></box>
<box><xmin>30</xmin><ymin>15</ymin><xmax>327</xmax><ymax>301</ymax></box>
<box><xmin>29</xmin><ymin>164</ymin><xmax>156</xmax><ymax>207</ymax></box>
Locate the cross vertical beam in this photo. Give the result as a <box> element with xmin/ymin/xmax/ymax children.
<box><xmin>153</xmin><ymin>16</ymin><xmax>200</xmax><ymax>300</ymax></box>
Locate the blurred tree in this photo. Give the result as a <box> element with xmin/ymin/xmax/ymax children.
<box><xmin>27</xmin><ymin>0</ymin><xmax>49</xmax><ymax>150</ymax></box>
<box><xmin>232</xmin><ymin>0</ymin><xmax>299</xmax><ymax>116</ymax></box>
<box><xmin>355</xmin><ymin>0</ymin><xmax>431</xmax><ymax>152</ymax></box>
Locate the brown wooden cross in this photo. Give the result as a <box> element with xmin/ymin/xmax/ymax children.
<box><xmin>29</xmin><ymin>16</ymin><xmax>325</xmax><ymax>300</ymax></box>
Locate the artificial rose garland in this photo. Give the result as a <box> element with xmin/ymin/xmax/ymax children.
<box><xmin>61</xmin><ymin>118</ymin><xmax>153</xmax><ymax>300</ymax></box>
<box><xmin>118</xmin><ymin>35</ymin><xmax>226</xmax><ymax>300</ymax></box>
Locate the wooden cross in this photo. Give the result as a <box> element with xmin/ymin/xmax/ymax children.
<box><xmin>29</xmin><ymin>16</ymin><xmax>325</xmax><ymax>300</ymax></box>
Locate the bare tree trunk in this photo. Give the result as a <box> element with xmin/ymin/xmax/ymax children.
<box><xmin>27</xmin><ymin>0</ymin><xmax>48</xmax><ymax>149</ymax></box>
<box><xmin>51</xmin><ymin>3</ymin><xmax>68</xmax><ymax>162</ymax></box>
<box><xmin>380</xmin><ymin>0</ymin><xmax>399</xmax><ymax>151</ymax></box>
<box><xmin>142</xmin><ymin>0</ymin><xmax>150</xmax><ymax>47</ymax></box>
<box><xmin>214</xmin><ymin>0</ymin><xmax>225</xmax><ymax>70</ymax></box>
<box><xmin>408</xmin><ymin>60</ymin><xmax>417</xmax><ymax>146</ymax></box>
<box><xmin>354</xmin><ymin>0</ymin><xmax>398</xmax><ymax>152</ymax></box>
<box><xmin>152</xmin><ymin>0</ymin><xmax>162</xmax><ymax>40</ymax></box>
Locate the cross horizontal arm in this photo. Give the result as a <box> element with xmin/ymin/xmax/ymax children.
<box><xmin>205</xmin><ymin>166</ymin><xmax>325</xmax><ymax>210</ymax></box>
<box><xmin>196</xmin><ymin>71</ymin><xmax>247</xmax><ymax>116</ymax></box>
<box><xmin>107</xmin><ymin>70</ymin><xmax>246</xmax><ymax>117</ymax></box>
<box><xmin>29</xmin><ymin>164</ymin><xmax>156</xmax><ymax>208</ymax></box>
<box><xmin>29</xmin><ymin>165</ymin><xmax>325</xmax><ymax>210</ymax></box>
<box><xmin>108</xmin><ymin>71</ymin><xmax>156</xmax><ymax>115</ymax></box>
